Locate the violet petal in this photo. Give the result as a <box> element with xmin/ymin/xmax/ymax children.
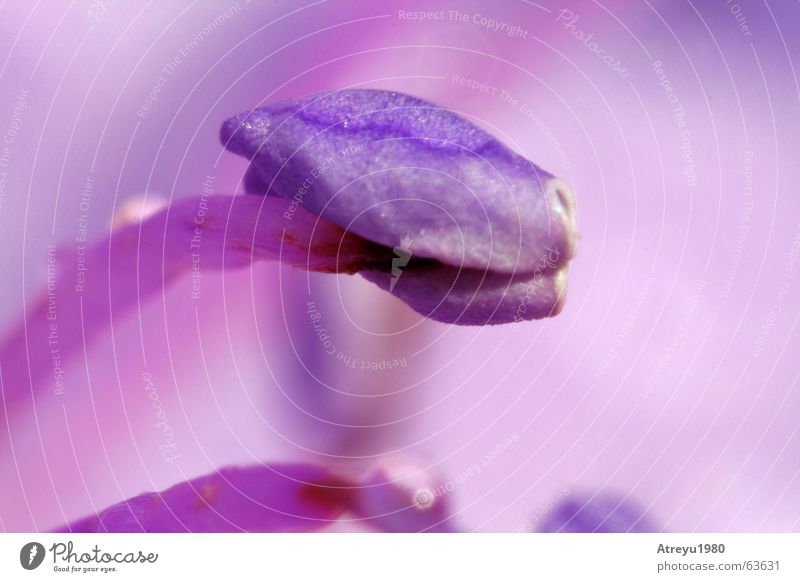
<box><xmin>361</xmin><ymin>254</ymin><xmax>566</xmax><ymax>325</ymax></box>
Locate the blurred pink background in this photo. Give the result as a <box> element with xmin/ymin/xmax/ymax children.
<box><xmin>0</xmin><ymin>0</ymin><xmax>798</xmax><ymax>532</ymax></box>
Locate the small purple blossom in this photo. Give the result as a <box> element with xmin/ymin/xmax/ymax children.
<box><xmin>537</xmin><ymin>492</ymin><xmax>657</xmax><ymax>533</ymax></box>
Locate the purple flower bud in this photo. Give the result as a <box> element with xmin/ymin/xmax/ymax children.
<box><xmin>222</xmin><ymin>89</ymin><xmax>577</xmax><ymax>325</ymax></box>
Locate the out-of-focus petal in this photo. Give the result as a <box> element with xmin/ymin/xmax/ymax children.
<box><xmin>0</xmin><ymin>194</ymin><xmax>386</xmax><ymax>427</ymax></box>
<box><xmin>58</xmin><ymin>463</ymin><xmax>352</xmax><ymax>533</ymax></box>
<box><xmin>348</xmin><ymin>458</ymin><xmax>458</xmax><ymax>532</ymax></box>
<box><xmin>537</xmin><ymin>492</ymin><xmax>658</xmax><ymax>533</ymax></box>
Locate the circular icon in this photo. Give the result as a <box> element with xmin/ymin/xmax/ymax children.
<box><xmin>20</xmin><ymin>542</ymin><xmax>46</xmax><ymax>570</ymax></box>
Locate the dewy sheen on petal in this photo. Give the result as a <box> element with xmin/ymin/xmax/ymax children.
<box><xmin>221</xmin><ymin>89</ymin><xmax>577</xmax><ymax>325</ymax></box>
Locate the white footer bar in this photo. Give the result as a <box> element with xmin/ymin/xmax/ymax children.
<box><xmin>1</xmin><ymin>533</ymin><xmax>798</xmax><ymax>581</ymax></box>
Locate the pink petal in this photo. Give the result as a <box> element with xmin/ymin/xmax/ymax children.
<box><xmin>0</xmin><ymin>194</ymin><xmax>384</xmax><ymax>428</ymax></box>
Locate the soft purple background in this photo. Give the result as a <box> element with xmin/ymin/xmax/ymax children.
<box><xmin>0</xmin><ymin>0</ymin><xmax>798</xmax><ymax>532</ymax></box>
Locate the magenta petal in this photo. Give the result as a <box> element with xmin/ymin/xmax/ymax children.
<box><xmin>58</xmin><ymin>464</ymin><xmax>353</xmax><ymax>532</ymax></box>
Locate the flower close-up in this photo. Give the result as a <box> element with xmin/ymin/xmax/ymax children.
<box><xmin>0</xmin><ymin>0</ymin><xmax>798</xmax><ymax>579</ymax></box>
